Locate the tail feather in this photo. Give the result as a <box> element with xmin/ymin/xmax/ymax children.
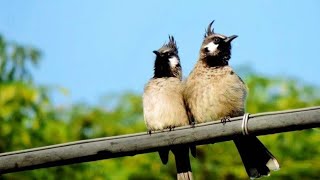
<box><xmin>172</xmin><ymin>145</ymin><xmax>193</xmax><ymax>180</ymax></box>
<box><xmin>234</xmin><ymin>136</ymin><xmax>280</xmax><ymax>179</ymax></box>
<box><xmin>190</xmin><ymin>145</ymin><xmax>197</xmax><ymax>158</ymax></box>
<box><xmin>158</xmin><ymin>148</ymin><xmax>170</xmax><ymax>164</ymax></box>
<box><xmin>177</xmin><ymin>172</ymin><xmax>193</xmax><ymax>180</ymax></box>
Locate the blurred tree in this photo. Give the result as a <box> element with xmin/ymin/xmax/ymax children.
<box><xmin>0</xmin><ymin>35</ymin><xmax>319</xmax><ymax>180</ymax></box>
<box><xmin>0</xmin><ymin>35</ymin><xmax>50</xmax><ymax>153</ymax></box>
<box><xmin>0</xmin><ymin>35</ymin><xmax>40</xmax><ymax>83</ymax></box>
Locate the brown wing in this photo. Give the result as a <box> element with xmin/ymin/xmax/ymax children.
<box><xmin>184</xmin><ymin>98</ymin><xmax>194</xmax><ymax>126</ymax></box>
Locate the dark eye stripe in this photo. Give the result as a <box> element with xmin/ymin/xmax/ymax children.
<box><xmin>160</xmin><ymin>51</ymin><xmax>177</xmax><ymax>57</ymax></box>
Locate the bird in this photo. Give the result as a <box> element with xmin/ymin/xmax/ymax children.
<box><xmin>143</xmin><ymin>36</ymin><xmax>193</xmax><ymax>180</ymax></box>
<box><xmin>184</xmin><ymin>20</ymin><xmax>280</xmax><ymax>179</ymax></box>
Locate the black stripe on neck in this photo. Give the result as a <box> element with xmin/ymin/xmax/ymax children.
<box><xmin>203</xmin><ymin>56</ymin><xmax>229</xmax><ymax>67</ymax></box>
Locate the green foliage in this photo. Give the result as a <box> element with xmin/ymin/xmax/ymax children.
<box><xmin>0</xmin><ymin>36</ymin><xmax>50</xmax><ymax>154</ymax></box>
<box><xmin>0</xmin><ymin>35</ymin><xmax>40</xmax><ymax>83</ymax></box>
<box><xmin>0</xmin><ymin>35</ymin><xmax>319</xmax><ymax>179</ymax></box>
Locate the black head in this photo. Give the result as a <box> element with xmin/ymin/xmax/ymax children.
<box><xmin>200</xmin><ymin>20</ymin><xmax>238</xmax><ymax>67</ymax></box>
<box><xmin>153</xmin><ymin>36</ymin><xmax>182</xmax><ymax>79</ymax></box>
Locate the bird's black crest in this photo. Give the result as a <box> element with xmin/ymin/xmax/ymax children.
<box><xmin>204</xmin><ymin>20</ymin><xmax>215</xmax><ymax>38</ymax></box>
<box><xmin>164</xmin><ymin>35</ymin><xmax>178</xmax><ymax>53</ymax></box>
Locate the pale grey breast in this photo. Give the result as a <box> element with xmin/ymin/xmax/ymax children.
<box><xmin>185</xmin><ymin>65</ymin><xmax>247</xmax><ymax>123</ymax></box>
<box><xmin>143</xmin><ymin>77</ymin><xmax>189</xmax><ymax>131</ymax></box>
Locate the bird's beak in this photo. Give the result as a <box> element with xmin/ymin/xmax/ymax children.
<box><xmin>224</xmin><ymin>35</ymin><xmax>238</xmax><ymax>43</ymax></box>
<box><xmin>153</xmin><ymin>50</ymin><xmax>160</xmax><ymax>56</ymax></box>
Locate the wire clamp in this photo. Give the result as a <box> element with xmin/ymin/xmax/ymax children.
<box><xmin>241</xmin><ymin>113</ymin><xmax>250</xmax><ymax>135</ymax></box>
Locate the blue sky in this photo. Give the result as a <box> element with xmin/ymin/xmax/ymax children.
<box><xmin>1</xmin><ymin>1</ymin><xmax>319</xmax><ymax>104</ymax></box>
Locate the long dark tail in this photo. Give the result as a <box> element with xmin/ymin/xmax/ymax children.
<box><xmin>234</xmin><ymin>136</ymin><xmax>280</xmax><ymax>179</ymax></box>
<box><xmin>172</xmin><ymin>145</ymin><xmax>193</xmax><ymax>180</ymax></box>
<box><xmin>158</xmin><ymin>148</ymin><xmax>170</xmax><ymax>164</ymax></box>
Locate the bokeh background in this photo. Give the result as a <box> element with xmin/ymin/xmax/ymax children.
<box><xmin>0</xmin><ymin>1</ymin><xmax>319</xmax><ymax>179</ymax></box>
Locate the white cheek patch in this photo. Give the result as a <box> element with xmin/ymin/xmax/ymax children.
<box><xmin>169</xmin><ymin>56</ymin><xmax>179</xmax><ymax>68</ymax></box>
<box><xmin>205</xmin><ymin>42</ymin><xmax>219</xmax><ymax>53</ymax></box>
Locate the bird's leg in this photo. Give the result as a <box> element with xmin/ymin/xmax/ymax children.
<box><xmin>147</xmin><ymin>130</ymin><xmax>152</xmax><ymax>135</ymax></box>
<box><xmin>220</xmin><ymin>116</ymin><xmax>231</xmax><ymax>125</ymax></box>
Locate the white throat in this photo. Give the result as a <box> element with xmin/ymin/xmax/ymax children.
<box><xmin>205</xmin><ymin>42</ymin><xmax>219</xmax><ymax>53</ymax></box>
<box><xmin>169</xmin><ymin>56</ymin><xmax>179</xmax><ymax>68</ymax></box>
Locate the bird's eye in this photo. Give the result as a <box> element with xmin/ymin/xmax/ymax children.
<box><xmin>167</xmin><ymin>52</ymin><xmax>173</xmax><ymax>56</ymax></box>
<box><xmin>213</xmin><ymin>37</ymin><xmax>220</xmax><ymax>44</ymax></box>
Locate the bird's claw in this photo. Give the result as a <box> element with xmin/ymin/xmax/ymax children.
<box><xmin>220</xmin><ymin>116</ymin><xmax>231</xmax><ymax>125</ymax></box>
<box><xmin>191</xmin><ymin>121</ymin><xmax>196</xmax><ymax>128</ymax></box>
<box><xmin>169</xmin><ymin>126</ymin><xmax>175</xmax><ymax>131</ymax></box>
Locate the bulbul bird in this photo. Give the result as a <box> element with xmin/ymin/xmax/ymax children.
<box><xmin>184</xmin><ymin>21</ymin><xmax>280</xmax><ymax>179</ymax></box>
<box><xmin>143</xmin><ymin>36</ymin><xmax>193</xmax><ymax>180</ymax></box>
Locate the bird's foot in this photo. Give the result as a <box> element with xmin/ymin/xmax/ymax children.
<box><xmin>169</xmin><ymin>126</ymin><xmax>176</xmax><ymax>131</ymax></box>
<box><xmin>191</xmin><ymin>121</ymin><xmax>196</xmax><ymax>128</ymax></box>
<box><xmin>220</xmin><ymin>116</ymin><xmax>231</xmax><ymax>125</ymax></box>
